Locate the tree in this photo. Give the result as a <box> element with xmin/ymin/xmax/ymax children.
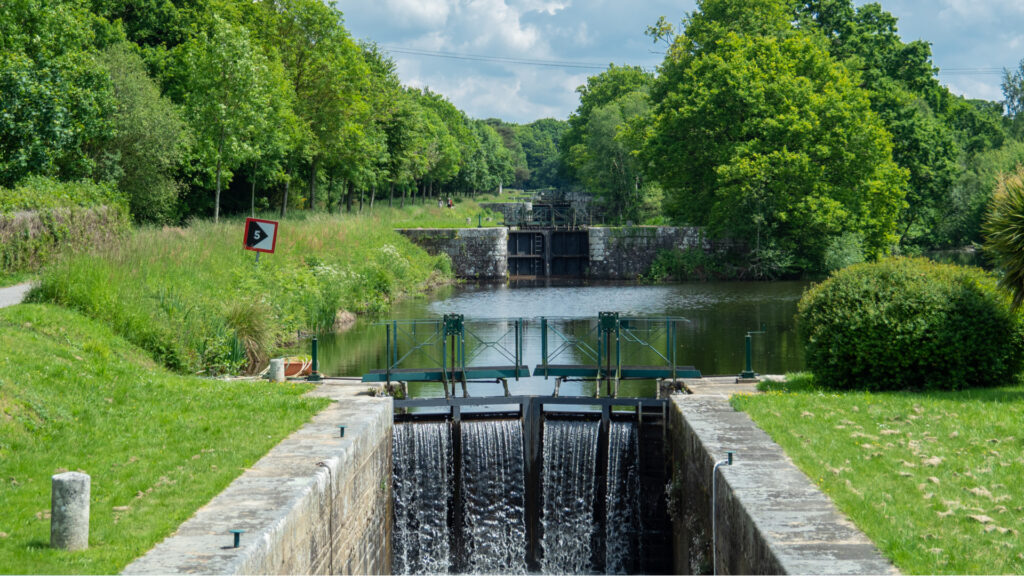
<box><xmin>167</xmin><ymin>16</ymin><xmax>282</xmax><ymax>222</ymax></box>
<box><xmin>0</xmin><ymin>0</ymin><xmax>117</xmax><ymax>186</ymax></box>
<box><xmin>567</xmin><ymin>90</ymin><xmax>659</xmax><ymax>223</ymax></box>
<box><xmin>98</xmin><ymin>42</ymin><xmax>189</xmax><ymax>223</ymax></box>
<box><xmin>795</xmin><ymin>0</ymin><xmax>998</xmax><ymax>249</ymax></box>
<box><xmin>516</xmin><ymin>118</ymin><xmax>570</xmax><ymax>190</ymax></box>
<box><xmin>1003</xmin><ymin>59</ymin><xmax>1024</xmax><ymax>137</ymax></box>
<box><xmin>645</xmin><ymin>0</ymin><xmax>907</xmax><ymax>272</ymax></box>
<box><xmin>560</xmin><ymin>64</ymin><xmax>653</xmax><ymax>184</ymax></box>
<box><xmin>253</xmin><ymin>0</ymin><xmax>371</xmax><ymax>213</ymax></box>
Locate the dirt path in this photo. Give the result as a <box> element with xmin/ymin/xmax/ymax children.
<box><xmin>0</xmin><ymin>282</ymin><xmax>32</xmax><ymax>309</ymax></box>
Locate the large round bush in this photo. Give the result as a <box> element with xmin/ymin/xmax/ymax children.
<box><xmin>797</xmin><ymin>257</ymin><xmax>1024</xmax><ymax>390</ymax></box>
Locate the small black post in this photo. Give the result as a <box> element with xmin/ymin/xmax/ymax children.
<box><xmin>307</xmin><ymin>336</ymin><xmax>322</xmax><ymax>381</ymax></box>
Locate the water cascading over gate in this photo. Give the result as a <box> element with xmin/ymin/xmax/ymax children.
<box><xmin>391</xmin><ymin>416</ymin><xmax>663</xmax><ymax>575</ymax></box>
<box><xmin>392</xmin><ymin>422</ymin><xmax>452</xmax><ymax>575</ymax></box>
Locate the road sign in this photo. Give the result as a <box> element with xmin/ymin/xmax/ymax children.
<box><xmin>244</xmin><ymin>218</ymin><xmax>278</xmax><ymax>253</ymax></box>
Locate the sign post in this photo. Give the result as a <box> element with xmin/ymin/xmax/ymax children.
<box><xmin>243</xmin><ymin>218</ymin><xmax>278</xmax><ymax>265</ymax></box>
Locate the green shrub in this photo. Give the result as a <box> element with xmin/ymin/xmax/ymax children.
<box><xmin>797</xmin><ymin>257</ymin><xmax>1024</xmax><ymax>390</ymax></box>
<box><xmin>642</xmin><ymin>247</ymin><xmax>721</xmax><ymax>282</ymax></box>
<box><xmin>0</xmin><ymin>176</ymin><xmax>125</xmax><ymax>213</ymax></box>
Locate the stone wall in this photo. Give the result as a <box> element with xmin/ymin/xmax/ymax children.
<box><xmin>398</xmin><ymin>228</ymin><xmax>507</xmax><ymax>279</ymax></box>
<box><xmin>122</xmin><ymin>383</ymin><xmax>393</xmax><ymax>575</ymax></box>
<box><xmin>588</xmin><ymin>226</ymin><xmax>709</xmax><ymax>280</ymax></box>
<box><xmin>667</xmin><ymin>394</ymin><xmax>896</xmax><ymax>575</ymax></box>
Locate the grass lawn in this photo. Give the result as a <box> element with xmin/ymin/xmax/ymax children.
<box><xmin>732</xmin><ymin>374</ymin><xmax>1024</xmax><ymax>574</ymax></box>
<box><xmin>0</xmin><ymin>304</ymin><xmax>328</xmax><ymax>574</ymax></box>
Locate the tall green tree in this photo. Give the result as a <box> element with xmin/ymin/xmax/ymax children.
<box><xmin>645</xmin><ymin>0</ymin><xmax>907</xmax><ymax>273</ymax></box>
<box><xmin>167</xmin><ymin>15</ymin><xmax>284</xmax><ymax>222</ymax></box>
<box><xmin>566</xmin><ymin>88</ymin><xmax>659</xmax><ymax>223</ymax></box>
<box><xmin>795</xmin><ymin>1</ymin><xmax>985</xmax><ymax>249</ymax></box>
<box><xmin>560</xmin><ymin>64</ymin><xmax>653</xmax><ymax>185</ymax></box>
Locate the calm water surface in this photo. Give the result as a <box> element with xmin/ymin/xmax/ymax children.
<box><xmin>314</xmin><ymin>281</ymin><xmax>810</xmax><ymax>398</ymax></box>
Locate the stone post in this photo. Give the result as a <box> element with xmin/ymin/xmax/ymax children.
<box><xmin>269</xmin><ymin>358</ymin><xmax>285</xmax><ymax>382</ymax></box>
<box><xmin>51</xmin><ymin>471</ymin><xmax>90</xmax><ymax>550</ymax></box>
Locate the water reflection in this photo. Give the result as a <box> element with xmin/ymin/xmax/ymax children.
<box><xmin>312</xmin><ymin>281</ymin><xmax>810</xmax><ymax>393</ymax></box>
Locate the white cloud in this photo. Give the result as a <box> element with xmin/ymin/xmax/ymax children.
<box><xmin>943</xmin><ymin>77</ymin><xmax>1004</xmax><ymax>102</ymax></box>
<box><xmin>515</xmin><ymin>0</ymin><xmax>571</xmax><ymax>16</ymax></box>
<box><xmin>937</xmin><ymin>0</ymin><xmax>1024</xmax><ymax>21</ymax></box>
<box><xmin>382</xmin><ymin>0</ymin><xmax>451</xmax><ymax>28</ymax></box>
<box><xmin>452</xmin><ymin>0</ymin><xmax>548</xmax><ymax>53</ymax></box>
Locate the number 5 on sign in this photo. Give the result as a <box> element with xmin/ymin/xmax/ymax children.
<box><xmin>244</xmin><ymin>218</ymin><xmax>278</xmax><ymax>253</ymax></box>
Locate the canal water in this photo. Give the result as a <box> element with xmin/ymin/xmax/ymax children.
<box><xmin>315</xmin><ymin>280</ymin><xmax>810</xmax><ymax>397</ymax></box>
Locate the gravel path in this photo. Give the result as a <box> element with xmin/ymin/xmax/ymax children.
<box><xmin>0</xmin><ymin>282</ymin><xmax>32</xmax><ymax>309</ymax></box>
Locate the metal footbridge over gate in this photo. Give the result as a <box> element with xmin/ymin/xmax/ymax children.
<box><xmin>361</xmin><ymin>312</ymin><xmax>701</xmax><ymax>400</ymax></box>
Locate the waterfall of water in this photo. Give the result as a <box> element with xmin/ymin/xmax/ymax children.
<box><xmin>392</xmin><ymin>422</ymin><xmax>453</xmax><ymax>575</ymax></box>
<box><xmin>605</xmin><ymin>421</ymin><xmax>640</xmax><ymax>574</ymax></box>
<box><xmin>540</xmin><ymin>420</ymin><xmax>599</xmax><ymax>574</ymax></box>
<box><xmin>459</xmin><ymin>420</ymin><xmax>528</xmax><ymax>574</ymax></box>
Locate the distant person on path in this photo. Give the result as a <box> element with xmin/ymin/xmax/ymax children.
<box><xmin>438</xmin><ymin>198</ymin><xmax>443</xmax><ymax>208</ymax></box>
<box><xmin>447</xmin><ymin>197</ymin><xmax>453</xmax><ymax>209</ymax></box>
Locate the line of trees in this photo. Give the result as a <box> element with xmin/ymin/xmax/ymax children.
<box><xmin>557</xmin><ymin>0</ymin><xmax>1024</xmax><ymax>275</ymax></box>
<box><xmin>0</xmin><ymin>0</ymin><xmax>570</xmax><ymax>224</ymax></box>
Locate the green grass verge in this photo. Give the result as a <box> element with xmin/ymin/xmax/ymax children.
<box><xmin>30</xmin><ymin>209</ymin><xmax>457</xmax><ymax>375</ymax></box>
<box><xmin>733</xmin><ymin>374</ymin><xmax>1024</xmax><ymax>574</ymax></box>
<box><xmin>0</xmin><ymin>304</ymin><xmax>328</xmax><ymax>574</ymax></box>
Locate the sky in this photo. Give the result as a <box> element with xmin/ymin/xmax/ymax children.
<box><xmin>336</xmin><ymin>0</ymin><xmax>1024</xmax><ymax>124</ymax></box>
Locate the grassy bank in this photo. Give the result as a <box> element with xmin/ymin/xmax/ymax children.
<box><xmin>733</xmin><ymin>374</ymin><xmax>1024</xmax><ymax>574</ymax></box>
<box><xmin>0</xmin><ymin>304</ymin><xmax>328</xmax><ymax>574</ymax></box>
<box><xmin>31</xmin><ymin>207</ymin><xmax>460</xmax><ymax>375</ymax></box>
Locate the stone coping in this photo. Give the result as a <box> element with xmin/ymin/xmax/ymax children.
<box><xmin>673</xmin><ymin>394</ymin><xmax>899</xmax><ymax>575</ymax></box>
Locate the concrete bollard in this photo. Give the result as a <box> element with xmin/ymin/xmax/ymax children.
<box><xmin>51</xmin><ymin>471</ymin><xmax>90</xmax><ymax>550</ymax></box>
<box><xmin>269</xmin><ymin>358</ymin><xmax>285</xmax><ymax>382</ymax></box>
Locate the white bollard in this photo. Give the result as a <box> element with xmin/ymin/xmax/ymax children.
<box><xmin>269</xmin><ymin>358</ymin><xmax>286</xmax><ymax>382</ymax></box>
<box><xmin>51</xmin><ymin>471</ymin><xmax>90</xmax><ymax>550</ymax></box>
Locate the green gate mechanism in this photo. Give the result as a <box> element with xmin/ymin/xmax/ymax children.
<box><xmin>362</xmin><ymin>312</ymin><xmax>702</xmax><ymax>399</ymax></box>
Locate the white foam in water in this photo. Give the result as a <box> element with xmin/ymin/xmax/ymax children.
<box><xmin>541</xmin><ymin>420</ymin><xmax>599</xmax><ymax>574</ymax></box>
<box><xmin>605</xmin><ymin>422</ymin><xmax>640</xmax><ymax>574</ymax></box>
<box><xmin>392</xmin><ymin>422</ymin><xmax>453</xmax><ymax>575</ymax></box>
<box><xmin>460</xmin><ymin>420</ymin><xmax>528</xmax><ymax>574</ymax></box>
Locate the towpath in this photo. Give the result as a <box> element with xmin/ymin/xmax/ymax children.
<box><xmin>0</xmin><ymin>282</ymin><xmax>32</xmax><ymax>309</ymax></box>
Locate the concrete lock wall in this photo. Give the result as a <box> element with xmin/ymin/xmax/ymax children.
<box><xmin>122</xmin><ymin>385</ymin><xmax>393</xmax><ymax>576</ymax></box>
<box><xmin>588</xmin><ymin>226</ymin><xmax>710</xmax><ymax>280</ymax></box>
<box><xmin>667</xmin><ymin>394</ymin><xmax>896</xmax><ymax>575</ymax></box>
<box><xmin>397</xmin><ymin>228</ymin><xmax>508</xmax><ymax>279</ymax></box>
